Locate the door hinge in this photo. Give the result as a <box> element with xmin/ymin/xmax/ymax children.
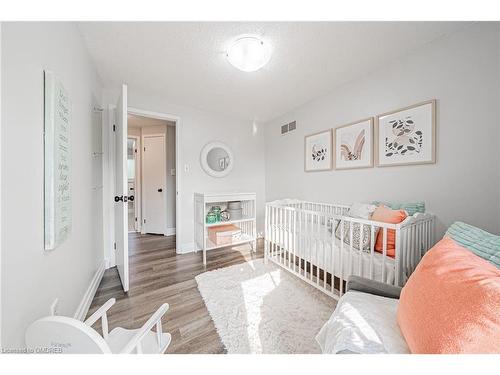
<box><xmin>143</xmin><ymin>219</ymin><xmax>146</xmax><ymax>224</ymax></box>
<box><xmin>135</xmin><ymin>217</ymin><xmax>137</xmax><ymax>222</ymax></box>
<box><xmin>113</xmin><ymin>242</ymin><xmax>116</xmax><ymax>250</ymax></box>
<box><xmin>113</xmin><ymin>124</ymin><xmax>116</xmax><ymax>132</ymax></box>
<box><xmin>143</xmin><ymin>147</ymin><xmax>146</xmax><ymax>152</ymax></box>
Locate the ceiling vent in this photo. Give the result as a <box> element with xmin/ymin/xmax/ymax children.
<box><xmin>281</xmin><ymin>121</ymin><xmax>297</xmax><ymax>135</ymax></box>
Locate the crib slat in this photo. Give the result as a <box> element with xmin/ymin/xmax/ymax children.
<box><xmin>358</xmin><ymin>224</ymin><xmax>363</xmax><ymax>277</ymax></box>
<box><xmin>285</xmin><ymin>209</ymin><xmax>289</xmax><ymax>268</ymax></box>
<box><xmin>339</xmin><ymin>219</ymin><xmax>345</xmax><ymax>296</ymax></box>
<box><xmin>382</xmin><ymin>227</ymin><xmax>387</xmax><ymax>283</ymax></box>
<box><xmin>370</xmin><ymin>225</ymin><xmax>375</xmax><ymax>280</ymax></box>
<box><xmin>318</xmin><ymin>213</ymin><xmax>322</xmax><ymax>287</ymax></box>
<box><xmin>304</xmin><ymin>213</ymin><xmax>312</xmax><ymax>277</ymax></box>
<box><xmin>349</xmin><ymin>223</ymin><xmax>354</xmax><ymax>276</ymax></box>
<box><xmin>323</xmin><ymin>215</ymin><xmax>327</xmax><ymax>289</ymax></box>
<box><xmin>293</xmin><ymin>210</ymin><xmax>297</xmax><ymax>273</ymax></box>
<box><xmin>310</xmin><ymin>212</ymin><xmax>314</xmax><ymax>279</ymax></box>
<box><xmin>410</xmin><ymin>224</ymin><xmax>415</xmax><ymax>272</ymax></box>
<box><xmin>401</xmin><ymin>228</ymin><xmax>406</xmax><ymax>283</ymax></box>
<box><xmin>406</xmin><ymin>225</ymin><xmax>411</xmax><ymax>275</ymax></box>
<box><xmin>425</xmin><ymin>220</ymin><xmax>429</xmax><ymax>254</ymax></box>
<box><xmin>265</xmin><ymin>205</ymin><xmax>269</xmax><ymax>262</ymax></box>
<box><xmin>274</xmin><ymin>207</ymin><xmax>280</xmax><ymax>261</ymax></box>
<box><xmin>269</xmin><ymin>206</ymin><xmax>273</xmax><ymax>260</ymax></box>
<box><xmin>283</xmin><ymin>210</ymin><xmax>290</xmax><ymax>268</ymax></box>
<box><xmin>289</xmin><ymin>209</ymin><xmax>292</xmax><ymax>269</ymax></box>
<box><xmin>306</xmin><ymin>212</ymin><xmax>310</xmax><ymax>279</ymax></box>
<box><xmin>395</xmin><ymin>227</ymin><xmax>401</xmax><ymax>286</ymax></box>
<box><xmin>409</xmin><ymin>225</ymin><xmax>414</xmax><ymax>272</ymax></box>
<box><xmin>331</xmin><ymin>218</ymin><xmax>336</xmax><ymax>294</ymax></box>
<box><xmin>413</xmin><ymin>225</ymin><xmax>418</xmax><ymax>271</ymax></box>
<box><xmin>271</xmin><ymin>206</ymin><xmax>275</xmax><ymax>260</ymax></box>
<box><xmin>280</xmin><ymin>207</ymin><xmax>284</xmax><ymax>265</ymax></box>
<box><xmin>314</xmin><ymin>212</ymin><xmax>318</xmax><ymax>284</ymax></box>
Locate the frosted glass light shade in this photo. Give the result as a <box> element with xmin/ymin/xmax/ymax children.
<box><xmin>226</xmin><ymin>37</ymin><xmax>271</xmax><ymax>72</ymax></box>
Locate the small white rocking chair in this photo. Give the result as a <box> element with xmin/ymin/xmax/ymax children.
<box><xmin>25</xmin><ymin>298</ymin><xmax>171</xmax><ymax>354</ymax></box>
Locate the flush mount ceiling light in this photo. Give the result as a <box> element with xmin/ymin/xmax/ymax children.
<box><xmin>226</xmin><ymin>37</ymin><xmax>272</xmax><ymax>72</ymax></box>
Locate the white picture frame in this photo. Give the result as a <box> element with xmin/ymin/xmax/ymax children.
<box><xmin>333</xmin><ymin>117</ymin><xmax>373</xmax><ymax>170</ymax></box>
<box><xmin>304</xmin><ymin>129</ymin><xmax>333</xmax><ymax>172</ymax></box>
<box><xmin>44</xmin><ymin>71</ymin><xmax>72</xmax><ymax>250</ymax></box>
<box><xmin>375</xmin><ymin>100</ymin><xmax>436</xmax><ymax>167</ymax></box>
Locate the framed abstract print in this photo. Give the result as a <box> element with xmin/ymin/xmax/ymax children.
<box><xmin>376</xmin><ymin>100</ymin><xmax>436</xmax><ymax>167</ymax></box>
<box><xmin>304</xmin><ymin>129</ymin><xmax>333</xmax><ymax>172</ymax></box>
<box><xmin>333</xmin><ymin>117</ymin><xmax>373</xmax><ymax>170</ymax></box>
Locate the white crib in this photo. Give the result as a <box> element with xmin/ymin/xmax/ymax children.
<box><xmin>264</xmin><ymin>199</ymin><xmax>436</xmax><ymax>300</ymax></box>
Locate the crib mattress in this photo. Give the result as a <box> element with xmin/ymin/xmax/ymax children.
<box><xmin>268</xmin><ymin>224</ymin><xmax>396</xmax><ymax>284</ymax></box>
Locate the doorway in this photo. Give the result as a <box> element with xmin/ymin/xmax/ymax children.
<box><xmin>107</xmin><ymin>85</ymin><xmax>180</xmax><ymax>294</ymax></box>
<box><xmin>127</xmin><ymin>113</ymin><xmax>177</xmax><ymax>238</ymax></box>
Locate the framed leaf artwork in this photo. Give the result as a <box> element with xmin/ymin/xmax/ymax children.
<box><xmin>333</xmin><ymin>117</ymin><xmax>373</xmax><ymax>170</ymax></box>
<box><xmin>376</xmin><ymin>100</ymin><xmax>436</xmax><ymax>167</ymax></box>
<box><xmin>304</xmin><ymin>130</ymin><xmax>332</xmax><ymax>172</ymax></box>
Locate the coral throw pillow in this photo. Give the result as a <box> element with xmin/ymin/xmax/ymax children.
<box><xmin>397</xmin><ymin>237</ymin><xmax>500</xmax><ymax>353</ymax></box>
<box><xmin>371</xmin><ymin>205</ymin><xmax>407</xmax><ymax>257</ymax></box>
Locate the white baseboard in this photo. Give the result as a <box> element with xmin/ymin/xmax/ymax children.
<box><xmin>74</xmin><ymin>260</ymin><xmax>106</xmax><ymax>321</ymax></box>
<box><xmin>177</xmin><ymin>242</ymin><xmax>199</xmax><ymax>254</ymax></box>
<box><xmin>165</xmin><ymin>227</ymin><xmax>176</xmax><ymax>236</ymax></box>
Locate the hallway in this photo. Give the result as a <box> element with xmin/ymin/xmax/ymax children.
<box><xmin>87</xmin><ymin>233</ymin><xmax>263</xmax><ymax>353</ymax></box>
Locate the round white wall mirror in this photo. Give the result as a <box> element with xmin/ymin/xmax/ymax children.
<box><xmin>200</xmin><ymin>141</ymin><xmax>234</xmax><ymax>178</ymax></box>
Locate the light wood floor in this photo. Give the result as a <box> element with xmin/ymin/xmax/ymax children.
<box><xmin>87</xmin><ymin>233</ymin><xmax>263</xmax><ymax>354</ymax></box>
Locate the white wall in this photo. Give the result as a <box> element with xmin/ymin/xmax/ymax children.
<box><xmin>1</xmin><ymin>23</ymin><xmax>103</xmax><ymax>348</ymax></box>
<box><xmin>265</xmin><ymin>23</ymin><xmax>500</xmax><ymax>237</ymax></box>
<box><xmin>128</xmin><ymin>127</ymin><xmax>141</xmax><ymax>137</ymax></box>
<box><xmin>104</xmin><ymin>88</ymin><xmax>266</xmax><ymax>253</ymax></box>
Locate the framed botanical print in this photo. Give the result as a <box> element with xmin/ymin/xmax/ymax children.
<box><xmin>333</xmin><ymin>117</ymin><xmax>373</xmax><ymax>170</ymax></box>
<box><xmin>304</xmin><ymin>129</ymin><xmax>333</xmax><ymax>172</ymax></box>
<box><xmin>376</xmin><ymin>100</ymin><xmax>436</xmax><ymax>167</ymax></box>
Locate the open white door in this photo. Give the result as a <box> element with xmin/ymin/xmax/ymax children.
<box><xmin>114</xmin><ymin>84</ymin><xmax>129</xmax><ymax>292</ymax></box>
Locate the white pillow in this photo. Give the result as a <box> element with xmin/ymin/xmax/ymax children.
<box><xmin>348</xmin><ymin>203</ymin><xmax>377</xmax><ymax>220</ymax></box>
<box><xmin>315</xmin><ymin>291</ymin><xmax>409</xmax><ymax>354</ymax></box>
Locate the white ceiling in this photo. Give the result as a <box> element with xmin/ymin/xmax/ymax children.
<box><xmin>78</xmin><ymin>22</ymin><xmax>469</xmax><ymax>122</ymax></box>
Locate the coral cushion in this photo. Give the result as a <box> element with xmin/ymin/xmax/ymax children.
<box><xmin>397</xmin><ymin>238</ymin><xmax>500</xmax><ymax>353</ymax></box>
<box><xmin>372</xmin><ymin>205</ymin><xmax>407</xmax><ymax>257</ymax></box>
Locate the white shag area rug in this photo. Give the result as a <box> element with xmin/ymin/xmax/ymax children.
<box><xmin>195</xmin><ymin>259</ymin><xmax>337</xmax><ymax>354</ymax></box>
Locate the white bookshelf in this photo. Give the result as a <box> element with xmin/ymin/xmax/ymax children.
<box><xmin>194</xmin><ymin>192</ymin><xmax>257</xmax><ymax>265</ymax></box>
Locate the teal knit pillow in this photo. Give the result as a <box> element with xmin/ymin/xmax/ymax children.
<box><xmin>446</xmin><ymin>222</ymin><xmax>500</xmax><ymax>268</ymax></box>
<box><xmin>372</xmin><ymin>201</ymin><xmax>425</xmax><ymax>216</ymax></box>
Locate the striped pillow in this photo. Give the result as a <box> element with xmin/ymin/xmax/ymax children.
<box><xmin>445</xmin><ymin>222</ymin><xmax>500</xmax><ymax>268</ymax></box>
<box><xmin>372</xmin><ymin>201</ymin><xmax>425</xmax><ymax>216</ymax></box>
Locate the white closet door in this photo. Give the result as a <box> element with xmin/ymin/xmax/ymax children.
<box><xmin>142</xmin><ymin>136</ymin><xmax>166</xmax><ymax>235</ymax></box>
